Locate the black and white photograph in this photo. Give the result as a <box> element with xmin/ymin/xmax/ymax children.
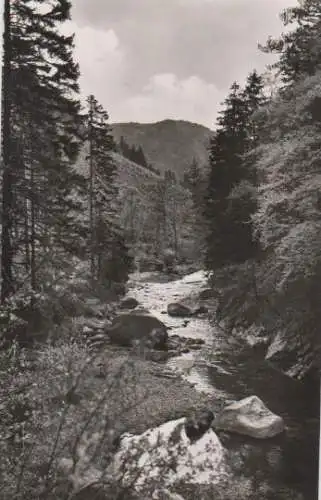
<box><xmin>0</xmin><ymin>0</ymin><xmax>320</xmax><ymax>499</ymax></box>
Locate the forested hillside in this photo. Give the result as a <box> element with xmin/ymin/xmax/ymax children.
<box><xmin>202</xmin><ymin>1</ymin><xmax>321</xmax><ymax>380</ymax></box>
<box><xmin>111</xmin><ymin>119</ymin><xmax>212</xmax><ymax>178</ymax></box>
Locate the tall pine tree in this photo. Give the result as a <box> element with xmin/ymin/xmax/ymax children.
<box><xmin>204</xmin><ymin>73</ymin><xmax>265</xmax><ymax>271</ymax></box>
<box><xmin>1</xmin><ymin>0</ymin><xmax>83</xmax><ymax>302</ymax></box>
<box><xmin>84</xmin><ymin>95</ymin><xmax>132</xmax><ymax>285</ymax></box>
<box><xmin>261</xmin><ymin>0</ymin><xmax>321</xmax><ymax>85</ymax></box>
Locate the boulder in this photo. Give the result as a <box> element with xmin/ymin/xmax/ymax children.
<box><xmin>119</xmin><ymin>297</ymin><xmax>139</xmax><ymax>310</ymax></box>
<box><xmin>167</xmin><ymin>303</ymin><xmax>192</xmax><ymax>318</ymax></box>
<box><xmin>213</xmin><ymin>395</ymin><xmax>285</xmax><ymax>439</ymax></box>
<box><xmin>111</xmin><ymin>418</ymin><xmax>226</xmax><ymax>492</ymax></box>
<box><xmin>106</xmin><ymin>313</ymin><xmax>168</xmax><ymax>350</ymax></box>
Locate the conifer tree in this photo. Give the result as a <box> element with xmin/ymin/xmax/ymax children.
<box><xmin>183</xmin><ymin>158</ymin><xmax>206</xmax><ymax>261</ymax></box>
<box><xmin>184</xmin><ymin>158</ymin><xmax>202</xmax><ymax>206</ymax></box>
<box><xmin>1</xmin><ymin>0</ymin><xmax>83</xmax><ymax>301</ymax></box>
<box><xmin>204</xmin><ymin>82</ymin><xmax>248</xmax><ymax>270</ymax></box>
<box><xmin>85</xmin><ymin>95</ymin><xmax>132</xmax><ymax>285</ymax></box>
<box><xmin>260</xmin><ymin>0</ymin><xmax>321</xmax><ymax>85</ymax></box>
<box><xmin>1</xmin><ymin>0</ymin><xmax>14</xmax><ymax>301</ymax></box>
<box><xmin>204</xmin><ymin>74</ymin><xmax>265</xmax><ymax>271</ymax></box>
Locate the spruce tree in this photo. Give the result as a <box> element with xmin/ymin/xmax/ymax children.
<box><xmin>204</xmin><ymin>74</ymin><xmax>265</xmax><ymax>271</ymax></box>
<box><xmin>184</xmin><ymin>158</ymin><xmax>202</xmax><ymax>206</ymax></box>
<box><xmin>1</xmin><ymin>0</ymin><xmax>83</xmax><ymax>301</ymax></box>
<box><xmin>261</xmin><ymin>0</ymin><xmax>321</xmax><ymax>85</ymax></box>
<box><xmin>1</xmin><ymin>0</ymin><xmax>14</xmax><ymax>301</ymax></box>
<box><xmin>85</xmin><ymin>95</ymin><xmax>132</xmax><ymax>285</ymax></box>
<box><xmin>204</xmin><ymin>82</ymin><xmax>248</xmax><ymax>270</ymax></box>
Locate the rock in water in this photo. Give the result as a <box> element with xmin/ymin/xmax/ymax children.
<box><xmin>106</xmin><ymin>313</ymin><xmax>168</xmax><ymax>350</ymax></box>
<box><xmin>119</xmin><ymin>297</ymin><xmax>139</xmax><ymax>310</ymax></box>
<box><xmin>167</xmin><ymin>303</ymin><xmax>192</xmax><ymax>317</ymax></box>
<box><xmin>214</xmin><ymin>395</ymin><xmax>285</xmax><ymax>439</ymax></box>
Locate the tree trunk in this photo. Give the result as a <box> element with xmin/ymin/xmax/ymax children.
<box><xmin>88</xmin><ymin>96</ymin><xmax>95</xmax><ymax>279</ymax></box>
<box><xmin>23</xmin><ymin>167</ymin><xmax>30</xmax><ymax>273</ymax></box>
<box><xmin>1</xmin><ymin>0</ymin><xmax>14</xmax><ymax>302</ymax></box>
<box><xmin>30</xmin><ymin>163</ymin><xmax>36</xmax><ymax>290</ymax></box>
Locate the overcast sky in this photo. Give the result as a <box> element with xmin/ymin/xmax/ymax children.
<box><xmin>70</xmin><ymin>0</ymin><xmax>296</xmax><ymax>128</ymax></box>
<box><xmin>0</xmin><ymin>0</ymin><xmax>297</xmax><ymax>129</ymax></box>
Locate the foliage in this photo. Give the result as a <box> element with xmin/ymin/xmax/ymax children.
<box><xmin>252</xmin><ymin>69</ymin><xmax>321</xmax><ymax>372</ymax></box>
<box><xmin>118</xmin><ymin>172</ymin><xmax>199</xmax><ymax>268</ymax></box>
<box><xmin>210</xmin><ymin>67</ymin><xmax>321</xmax><ymax>377</ymax></box>
<box><xmin>111</xmin><ymin>119</ymin><xmax>212</xmax><ymax>180</ymax></box>
<box><xmin>204</xmin><ymin>72</ymin><xmax>264</xmax><ymax>271</ymax></box>
<box><xmin>0</xmin><ymin>337</ymin><xmax>211</xmax><ymax>500</ymax></box>
<box><xmin>1</xmin><ymin>0</ymin><xmax>84</xmax><ymax>301</ymax></box>
<box><xmin>260</xmin><ymin>0</ymin><xmax>321</xmax><ymax>85</ymax></box>
<box><xmin>77</xmin><ymin>95</ymin><xmax>133</xmax><ymax>287</ymax></box>
<box><xmin>118</xmin><ymin>136</ymin><xmax>160</xmax><ymax>173</ymax></box>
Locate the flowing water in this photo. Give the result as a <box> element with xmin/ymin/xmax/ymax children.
<box><xmin>127</xmin><ymin>271</ymin><xmax>320</xmax><ymax>500</ymax></box>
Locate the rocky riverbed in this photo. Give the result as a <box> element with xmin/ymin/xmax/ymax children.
<box><xmin>67</xmin><ymin>269</ymin><xmax>319</xmax><ymax>499</ymax></box>
<box><xmin>115</xmin><ymin>270</ymin><xmax>320</xmax><ymax>500</ymax></box>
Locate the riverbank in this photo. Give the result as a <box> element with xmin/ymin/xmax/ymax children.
<box><xmin>0</xmin><ymin>330</ymin><xmax>216</xmax><ymax>499</ymax></box>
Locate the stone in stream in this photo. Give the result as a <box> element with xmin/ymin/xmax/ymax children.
<box><xmin>213</xmin><ymin>395</ymin><xmax>285</xmax><ymax>439</ymax></box>
<box><xmin>119</xmin><ymin>297</ymin><xmax>139</xmax><ymax>310</ymax></box>
<box><xmin>106</xmin><ymin>313</ymin><xmax>168</xmax><ymax>350</ymax></box>
<box><xmin>167</xmin><ymin>303</ymin><xmax>192</xmax><ymax>317</ymax></box>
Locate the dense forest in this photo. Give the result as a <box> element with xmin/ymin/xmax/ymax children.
<box><xmin>0</xmin><ymin>1</ymin><xmax>319</xmax><ymax>499</ymax></box>
<box><xmin>202</xmin><ymin>1</ymin><xmax>321</xmax><ymax>380</ymax></box>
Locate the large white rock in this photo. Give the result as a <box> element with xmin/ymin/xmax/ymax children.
<box><xmin>110</xmin><ymin>418</ymin><xmax>226</xmax><ymax>494</ymax></box>
<box><xmin>214</xmin><ymin>395</ymin><xmax>285</xmax><ymax>439</ymax></box>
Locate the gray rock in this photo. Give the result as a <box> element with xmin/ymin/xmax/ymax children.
<box><xmin>214</xmin><ymin>395</ymin><xmax>285</xmax><ymax>439</ymax></box>
<box><xmin>106</xmin><ymin>313</ymin><xmax>168</xmax><ymax>350</ymax></box>
<box><xmin>167</xmin><ymin>303</ymin><xmax>192</xmax><ymax>317</ymax></box>
<box><xmin>185</xmin><ymin>338</ymin><xmax>205</xmax><ymax>346</ymax></box>
<box><xmin>112</xmin><ymin>418</ymin><xmax>225</xmax><ymax>490</ymax></box>
<box><xmin>119</xmin><ymin>297</ymin><xmax>139</xmax><ymax>310</ymax></box>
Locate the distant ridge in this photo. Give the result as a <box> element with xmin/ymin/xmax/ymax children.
<box><xmin>111</xmin><ymin>119</ymin><xmax>213</xmax><ymax>179</ymax></box>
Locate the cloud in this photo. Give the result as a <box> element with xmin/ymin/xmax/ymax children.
<box><xmin>72</xmin><ymin>24</ymin><xmax>127</xmax><ymax>115</ymax></box>
<box><xmin>69</xmin><ymin>0</ymin><xmax>296</xmax><ymax>125</ymax></box>
<box><xmin>116</xmin><ymin>73</ymin><xmax>225</xmax><ymax>127</ymax></box>
<box><xmin>0</xmin><ymin>0</ymin><xmax>296</xmax><ymax>127</ymax></box>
